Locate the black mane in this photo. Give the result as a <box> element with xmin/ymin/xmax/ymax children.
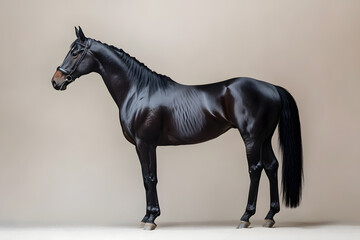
<box><xmin>94</xmin><ymin>39</ymin><xmax>175</xmax><ymax>93</ymax></box>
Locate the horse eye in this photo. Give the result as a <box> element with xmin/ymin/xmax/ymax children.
<box><xmin>71</xmin><ymin>51</ymin><xmax>78</xmax><ymax>56</ymax></box>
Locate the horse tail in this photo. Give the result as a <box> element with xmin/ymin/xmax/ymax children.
<box><xmin>276</xmin><ymin>86</ymin><xmax>303</xmax><ymax>208</ymax></box>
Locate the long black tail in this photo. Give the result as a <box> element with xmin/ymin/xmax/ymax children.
<box><xmin>276</xmin><ymin>86</ymin><xmax>303</xmax><ymax>208</ymax></box>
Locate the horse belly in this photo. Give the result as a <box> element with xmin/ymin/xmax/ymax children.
<box><xmin>160</xmin><ymin>122</ymin><xmax>231</xmax><ymax>146</ymax></box>
<box><xmin>160</xmin><ymin>107</ymin><xmax>232</xmax><ymax>146</ymax></box>
<box><xmin>158</xmin><ymin>85</ymin><xmax>233</xmax><ymax>145</ymax></box>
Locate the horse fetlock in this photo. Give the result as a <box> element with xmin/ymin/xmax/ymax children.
<box><xmin>241</xmin><ymin>208</ymin><xmax>256</xmax><ymax>222</ymax></box>
<box><xmin>147</xmin><ymin>206</ymin><xmax>161</xmax><ymax>216</ymax></box>
<box><xmin>270</xmin><ymin>202</ymin><xmax>280</xmax><ymax>213</ymax></box>
<box><xmin>246</xmin><ymin>204</ymin><xmax>256</xmax><ymax>215</ymax></box>
<box><xmin>141</xmin><ymin>214</ymin><xmax>149</xmax><ymax>223</ymax></box>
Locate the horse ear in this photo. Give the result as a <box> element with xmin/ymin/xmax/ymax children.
<box><xmin>75</xmin><ymin>26</ymin><xmax>79</xmax><ymax>38</ymax></box>
<box><xmin>78</xmin><ymin>26</ymin><xmax>86</xmax><ymax>41</ymax></box>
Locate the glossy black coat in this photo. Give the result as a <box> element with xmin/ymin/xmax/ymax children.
<box><xmin>52</xmin><ymin>27</ymin><xmax>303</xmax><ymax>229</ymax></box>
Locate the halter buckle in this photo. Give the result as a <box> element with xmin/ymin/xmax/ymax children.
<box><xmin>65</xmin><ymin>75</ymin><xmax>73</xmax><ymax>82</ymax></box>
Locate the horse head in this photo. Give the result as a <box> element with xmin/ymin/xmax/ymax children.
<box><xmin>51</xmin><ymin>26</ymin><xmax>96</xmax><ymax>90</ymax></box>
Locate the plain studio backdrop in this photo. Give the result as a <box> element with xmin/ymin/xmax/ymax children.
<box><xmin>0</xmin><ymin>0</ymin><xmax>359</xmax><ymax>227</ymax></box>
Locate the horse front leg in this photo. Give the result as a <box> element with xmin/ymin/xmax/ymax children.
<box><xmin>135</xmin><ymin>141</ymin><xmax>160</xmax><ymax>230</ymax></box>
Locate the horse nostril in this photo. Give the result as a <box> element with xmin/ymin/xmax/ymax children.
<box><xmin>52</xmin><ymin>80</ymin><xmax>57</xmax><ymax>88</ymax></box>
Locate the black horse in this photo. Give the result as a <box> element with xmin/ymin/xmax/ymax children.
<box><xmin>52</xmin><ymin>27</ymin><xmax>303</xmax><ymax>230</ymax></box>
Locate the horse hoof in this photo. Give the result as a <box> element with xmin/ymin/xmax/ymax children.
<box><xmin>143</xmin><ymin>223</ymin><xmax>157</xmax><ymax>230</ymax></box>
<box><xmin>140</xmin><ymin>222</ymin><xmax>146</xmax><ymax>228</ymax></box>
<box><xmin>263</xmin><ymin>219</ymin><xmax>275</xmax><ymax>228</ymax></box>
<box><xmin>237</xmin><ymin>221</ymin><xmax>251</xmax><ymax>229</ymax></box>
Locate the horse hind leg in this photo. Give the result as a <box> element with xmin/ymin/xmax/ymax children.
<box><xmin>237</xmin><ymin>139</ymin><xmax>264</xmax><ymax>228</ymax></box>
<box><xmin>262</xmin><ymin>138</ymin><xmax>280</xmax><ymax>228</ymax></box>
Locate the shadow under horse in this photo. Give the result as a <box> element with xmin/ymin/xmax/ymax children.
<box><xmin>51</xmin><ymin>27</ymin><xmax>303</xmax><ymax>230</ymax></box>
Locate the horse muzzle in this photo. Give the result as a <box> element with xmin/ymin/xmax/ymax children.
<box><xmin>51</xmin><ymin>69</ymin><xmax>69</xmax><ymax>91</ymax></box>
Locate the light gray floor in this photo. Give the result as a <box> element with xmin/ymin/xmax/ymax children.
<box><xmin>0</xmin><ymin>222</ymin><xmax>359</xmax><ymax>240</ymax></box>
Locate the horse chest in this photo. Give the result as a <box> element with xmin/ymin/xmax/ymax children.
<box><xmin>120</xmin><ymin>101</ymin><xmax>162</xmax><ymax>143</ymax></box>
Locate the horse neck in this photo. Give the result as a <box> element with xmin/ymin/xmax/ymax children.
<box><xmin>91</xmin><ymin>41</ymin><xmax>134</xmax><ymax>107</ymax></box>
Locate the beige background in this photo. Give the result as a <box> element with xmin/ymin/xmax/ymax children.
<box><xmin>0</xmin><ymin>0</ymin><xmax>359</xmax><ymax>226</ymax></box>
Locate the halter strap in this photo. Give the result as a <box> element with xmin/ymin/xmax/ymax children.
<box><xmin>57</xmin><ymin>39</ymin><xmax>92</xmax><ymax>83</ymax></box>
